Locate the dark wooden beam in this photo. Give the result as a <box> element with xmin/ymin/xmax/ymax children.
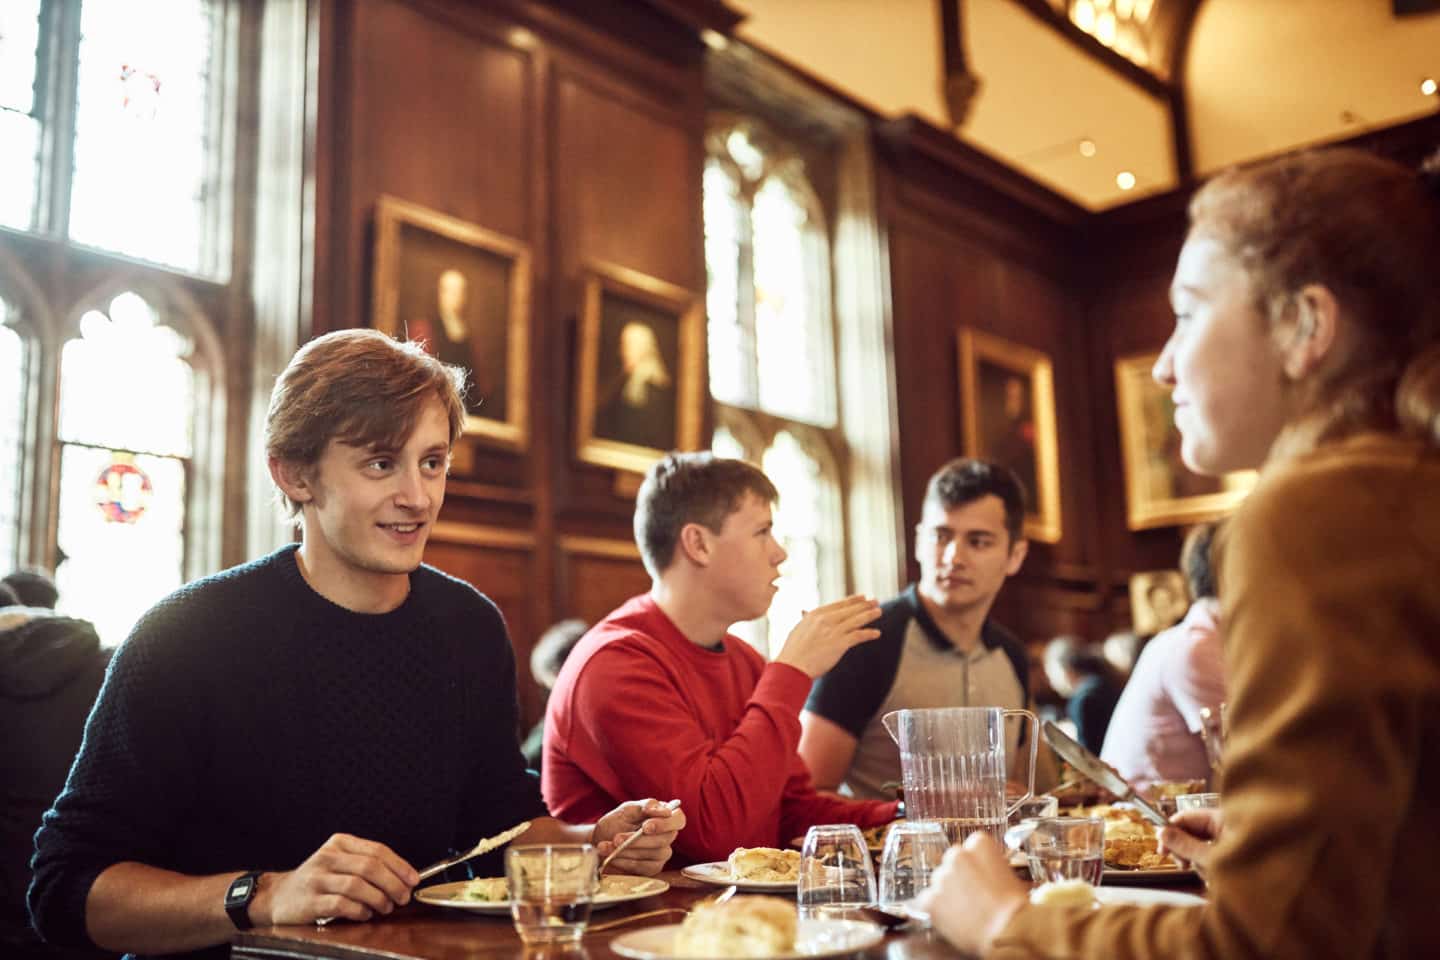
<box><xmin>1166</xmin><ymin>0</ymin><xmax>1205</xmax><ymax>182</ymax></box>
<box><xmin>1007</xmin><ymin>0</ymin><xmax>1171</xmax><ymax>100</ymax></box>
<box><xmin>938</xmin><ymin>0</ymin><xmax>983</xmax><ymax>127</ymax></box>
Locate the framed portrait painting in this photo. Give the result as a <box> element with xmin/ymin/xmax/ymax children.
<box><xmin>1113</xmin><ymin>351</ymin><xmax>1256</xmax><ymax>530</ymax></box>
<box><xmin>371</xmin><ymin>195</ymin><xmax>531</xmax><ymax>450</ymax></box>
<box><xmin>574</xmin><ymin>261</ymin><xmax>704</xmax><ymax>474</ymax></box>
<box><xmin>1128</xmin><ymin>569</ymin><xmax>1189</xmax><ymax>637</ymax></box>
<box><xmin>958</xmin><ymin>328</ymin><xmax>1062</xmax><ymax>543</ymax></box>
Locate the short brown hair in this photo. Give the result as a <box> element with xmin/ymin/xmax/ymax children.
<box><xmin>633</xmin><ymin>452</ymin><xmax>779</xmax><ymax>577</ymax></box>
<box><xmin>922</xmin><ymin>458</ymin><xmax>1026</xmax><ymax>544</ymax></box>
<box><xmin>1188</xmin><ymin>147</ymin><xmax>1440</xmax><ymax>447</ymax></box>
<box><xmin>265</xmin><ymin>329</ymin><xmax>466</xmax><ymax>517</ymax></box>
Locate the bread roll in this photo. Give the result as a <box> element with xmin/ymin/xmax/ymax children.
<box><xmin>726</xmin><ymin>847</ymin><xmax>801</xmax><ymax>882</ymax></box>
<box><xmin>673</xmin><ymin>895</ymin><xmax>798</xmax><ymax>957</ymax></box>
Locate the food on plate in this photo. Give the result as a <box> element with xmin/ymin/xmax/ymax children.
<box><xmin>673</xmin><ymin>894</ymin><xmax>798</xmax><ymax>957</ymax></box>
<box><xmin>727</xmin><ymin>847</ymin><xmax>801</xmax><ymax>882</ymax></box>
<box><xmin>1029</xmin><ymin>879</ymin><xmax>1098</xmax><ymax>908</ymax></box>
<box><xmin>1065</xmin><ymin>804</ymin><xmax>1179</xmax><ymax>871</ymax></box>
<box><xmin>459</xmin><ymin>876</ymin><xmax>509</xmax><ymax>901</ymax></box>
<box><xmin>861</xmin><ymin>820</ymin><xmax>902</xmax><ymax>849</ymax></box>
<box><xmin>456</xmin><ymin>874</ymin><xmax>652</xmax><ymax>901</ymax></box>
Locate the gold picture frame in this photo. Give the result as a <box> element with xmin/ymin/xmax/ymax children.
<box><xmin>1113</xmin><ymin>351</ymin><xmax>1256</xmax><ymax>530</ymax></box>
<box><xmin>371</xmin><ymin>195</ymin><xmax>531</xmax><ymax>450</ymax></box>
<box><xmin>958</xmin><ymin>328</ymin><xmax>1062</xmax><ymax>543</ymax></box>
<box><xmin>574</xmin><ymin>261</ymin><xmax>704</xmax><ymax>474</ymax></box>
<box><xmin>1128</xmin><ymin>569</ymin><xmax>1190</xmax><ymax>636</ymax></box>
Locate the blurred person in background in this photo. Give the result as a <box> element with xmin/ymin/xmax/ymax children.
<box><xmin>1043</xmin><ymin>635</ymin><xmax>1123</xmax><ymax>754</ymax></box>
<box><xmin>520</xmin><ymin>619</ymin><xmax>588</xmax><ymax>771</ymax></box>
<box><xmin>1100</xmin><ymin>523</ymin><xmax>1224</xmax><ymax>792</ymax></box>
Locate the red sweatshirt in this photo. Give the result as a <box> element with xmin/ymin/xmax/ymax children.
<box><xmin>542</xmin><ymin>593</ymin><xmax>898</xmax><ymax>864</ymax></box>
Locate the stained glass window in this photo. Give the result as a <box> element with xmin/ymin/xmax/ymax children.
<box><xmin>0</xmin><ymin>0</ymin><xmax>43</xmax><ymax>231</ymax></box>
<box><xmin>762</xmin><ymin>431</ymin><xmax>841</xmax><ymax>649</ymax></box>
<box><xmin>0</xmin><ymin>298</ymin><xmax>25</xmax><ymax>569</ymax></box>
<box><xmin>703</xmin><ymin>121</ymin><xmax>835</xmax><ymax>426</ymax></box>
<box><xmin>55</xmin><ymin>291</ymin><xmax>194</xmax><ymax>644</ymax></box>
<box><xmin>68</xmin><ymin>0</ymin><xmax>221</xmax><ymax>274</ymax></box>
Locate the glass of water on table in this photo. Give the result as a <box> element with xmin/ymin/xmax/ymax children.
<box><xmin>798</xmin><ymin>824</ymin><xmax>877</xmax><ymax>921</ymax></box>
<box><xmin>1023</xmin><ymin>817</ymin><xmax>1104</xmax><ymax>886</ymax></box>
<box><xmin>506</xmin><ymin>844</ymin><xmax>598</xmax><ymax>944</ymax></box>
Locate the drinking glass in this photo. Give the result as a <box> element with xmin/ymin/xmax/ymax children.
<box><xmin>1176</xmin><ymin>792</ymin><xmax>1221</xmax><ymax>813</ymax></box>
<box><xmin>798</xmin><ymin>824</ymin><xmax>876</xmax><ymax>922</ymax></box>
<box><xmin>877</xmin><ymin>821</ymin><xmax>949</xmax><ymax>924</ymax></box>
<box><xmin>1008</xmin><ymin>794</ymin><xmax>1059</xmax><ymax>825</ymax></box>
<box><xmin>506</xmin><ymin>844</ymin><xmax>598</xmax><ymax>944</ymax></box>
<box><xmin>1023</xmin><ymin>817</ymin><xmax>1104</xmax><ymax>886</ymax></box>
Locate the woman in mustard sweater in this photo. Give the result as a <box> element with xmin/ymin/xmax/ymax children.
<box><xmin>920</xmin><ymin>147</ymin><xmax>1440</xmax><ymax>958</ymax></box>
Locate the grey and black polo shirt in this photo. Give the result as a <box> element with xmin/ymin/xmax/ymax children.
<box><xmin>803</xmin><ymin>584</ymin><xmax>1031</xmax><ymax>800</ymax></box>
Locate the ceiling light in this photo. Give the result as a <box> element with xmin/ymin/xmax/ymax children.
<box><xmin>1116</xmin><ymin>171</ymin><xmax>1137</xmax><ymax>191</ymax></box>
<box><xmin>701</xmin><ymin>29</ymin><xmax>728</xmax><ymax>51</ymax></box>
<box><xmin>1423</xmin><ymin>77</ymin><xmax>1438</xmax><ymax>97</ymax></box>
<box><xmin>1079</xmin><ymin>139</ymin><xmax>1097</xmax><ymax>158</ymax></box>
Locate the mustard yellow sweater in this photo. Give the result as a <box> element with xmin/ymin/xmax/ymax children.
<box><xmin>993</xmin><ymin>434</ymin><xmax>1440</xmax><ymax>959</ymax></box>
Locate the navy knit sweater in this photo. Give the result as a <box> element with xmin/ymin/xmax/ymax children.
<box><xmin>28</xmin><ymin>545</ymin><xmax>545</xmax><ymax>959</ymax></box>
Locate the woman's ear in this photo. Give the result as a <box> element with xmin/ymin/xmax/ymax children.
<box><xmin>1281</xmin><ymin>284</ymin><xmax>1340</xmax><ymax>380</ymax></box>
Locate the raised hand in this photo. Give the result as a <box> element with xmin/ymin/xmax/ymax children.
<box><xmin>255</xmin><ymin>833</ymin><xmax>419</xmax><ymax>926</ymax></box>
<box><xmin>915</xmin><ymin>833</ymin><xmax>1028</xmax><ymax>955</ymax></box>
<box><xmin>1159</xmin><ymin>806</ymin><xmax>1223</xmax><ymax>870</ymax></box>
<box><xmin>772</xmin><ymin>595</ymin><xmax>882</xmax><ymax>678</ymax></box>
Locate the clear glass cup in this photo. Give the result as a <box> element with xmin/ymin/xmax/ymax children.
<box><xmin>877</xmin><ymin>821</ymin><xmax>949</xmax><ymax>925</ymax></box>
<box><xmin>1008</xmin><ymin>794</ymin><xmax>1059</xmax><ymax>825</ymax></box>
<box><xmin>1023</xmin><ymin>817</ymin><xmax>1104</xmax><ymax>886</ymax></box>
<box><xmin>1176</xmin><ymin>792</ymin><xmax>1221</xmax><ymax>813</ymax></box>
<box><xmin>506</xmin><ymin>844</ymin><xmax>598</xmax><ymax>944</ymax></box>
<box><xmin>798</xmin><ymin>824</ymin><xmax>876</xmax><ymax>922</ymax></box>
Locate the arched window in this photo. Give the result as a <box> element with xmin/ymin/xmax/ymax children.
<box><xmin>705</xmin><ymin>116</ymin><xmax>848</xmax><ymax>657</ymax></box>
<box><xmin>52</xmin><ymin>289</ymin><xmax>222</xmax><ymax>645</ymax></box>
<box><xmin>0</xmin><ymin>294</ymin><xmax>28</xmax><ymax>569</ymax></box>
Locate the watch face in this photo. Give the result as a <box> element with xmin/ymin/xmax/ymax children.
<box><xmin>227</xmin><ymin>875</ymin><xmax>255</xmax><ymax>905</ymax></box>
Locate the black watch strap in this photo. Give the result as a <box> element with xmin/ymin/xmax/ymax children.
<box><xmin>225</xmin><ymin>871</ymin><xmax>263</xmax><ymax>930</ymax></box>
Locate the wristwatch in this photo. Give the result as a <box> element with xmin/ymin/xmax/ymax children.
<box><xmin>224</xmin><ymin>871</ymin><xmax>263</xmax><ymax>930</ymax></box>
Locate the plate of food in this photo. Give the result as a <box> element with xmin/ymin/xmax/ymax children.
<box><xmin>611</xmin><ymin>894</ymin><xmax>882</xmax><ymax>960</ymax></box>
<box><xmin>415</xmin><ymin>874</ymin><xmax>669</xmax><ymax>914</ymax></box>
<box><xmin>681</xmin><ymin>847</ymin><xmax>800</xmax><ymax>891</ymax></box>
<box><xmin>1067</xmin><ymin>804</ymin><xmax>1198</xmax><ymax>883</ymax></box>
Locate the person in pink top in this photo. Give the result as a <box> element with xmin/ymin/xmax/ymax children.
<box><xmin>542</xmin><ymin>453</ymin><xmax>898</xmax><ymax>864</ymax></box>
<box><xmin>1099</xmin><ymin>523</ymin><xmax>1225</xmax><ymax>791</ymax></box>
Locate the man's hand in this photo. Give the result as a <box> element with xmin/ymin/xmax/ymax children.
<box><xmin>254</xmin><ymin>833</ymin><xmax>419</xmax><ymax>925</ymax></box>
<box><xmin>772</xmin><ymin>595</ymin><xmax>882</xmax><ymax>679</ymax></box>
<box><xmin>1159</xmin><ymin>807</ymin><xmax>1223</xmax><ymax>871</ymax></box>
<box><xmin>592</xmin><ymin>799</ymin><xmax>686</xmax><ymax>876</ymax></box>
<box><xmin>914</xmin><ymin>833</ymin><xmax>1028</xmax><ymax>956</ymax></box>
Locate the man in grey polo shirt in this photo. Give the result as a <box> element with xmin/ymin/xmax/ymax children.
<box><xmin>799</xmin><ymin>458</ymin><xmax>1055</xmax><ymax>799</ymax></box>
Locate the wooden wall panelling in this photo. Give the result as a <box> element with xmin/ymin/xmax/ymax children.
<box><xmin>556</xmin><ymin>535</ymin><xmax>651</xmax><ymax>640</ymax></box>
<box><xmin>547</xmin><ymin>52</ymin><xmax>706</xmax><ymax>518</ymax></box>
<box><xmin>424</xmin><ymin>523</ymin><xmax>541</xmax><ymax>730</ymax></box>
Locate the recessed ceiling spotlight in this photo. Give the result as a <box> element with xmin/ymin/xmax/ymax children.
<box><xmin>1422</xmin><ymin>77</ymin><xmax>1438</xmax><ymax>97</ymax></box>
<box><xmin>1079</xmin><ymin>139</ymin><xmax>1097</xmax><ymax>158</ymax></box>
<box><xmin>1116</xmin><ymin>171</ymin><xmax>1137</xmax><ymax>191</ymax></box>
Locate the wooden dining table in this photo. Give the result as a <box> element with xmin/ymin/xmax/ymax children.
<box><xmin>231</xmin><ymin>868</ymin><xmax>1204</xmax><ymax>960</ymax></box>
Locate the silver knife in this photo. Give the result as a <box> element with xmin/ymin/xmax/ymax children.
<box><xmin>1040</xmin><ymin>720</ymin><xmax>1169</xmax><ymax>827</ymax></box>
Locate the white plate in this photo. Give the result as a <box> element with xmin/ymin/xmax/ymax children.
<box><xmin>415</xmin><ymin>876</ymin><xmax>669</xmax><ymax>915</ymax></box>
<box><xmin>612</xmin><ymin>918</ymin><xmax>884</xmax><ymax>960</ymax></box>
<box><xmin>681</xmin><ymin>862</ymin><xmax>797</xmax><ymax>892</ymax></box>
<box><xmin>1096</xmin><ymin>886</ymin><xmax>1205</xmax><ymax>907</ymax></box>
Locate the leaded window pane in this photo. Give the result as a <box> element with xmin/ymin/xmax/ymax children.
<box><xmin>704</xmin><ymin>160</ymin><xmax>749</xmax><ymax>407</ymax></box>
<box><xmin>58</xmin><ymin>292</ymin><xmax>195</xmax><ymax>457</ymax></box>
<box><xmin>762</xmin><ymin>430</ymin><xmax>824</xmax><ymax>648</ymax></box>
<box><xmin>0</xmin><ymin>0</ymin><xmax>43</xmax><ymax>230</ymax></box>
<box><xmin>55</xmin><ymin>446</ymin><xmax>185</xmax><ymax>645</ymax></box>
<box><xmin>68</xmin><ymin>0</ymin><xmax>218</xmax><ymax>272</ymax></box>
<box><xmin>0</xmin><ymin>301</ymin><xmax>24</xmax><ymax>568</ymax></box>
<box><xmin>752</xmin><ymin>177</ymin><xmax>822</xmax><ymax>421</ymax></box>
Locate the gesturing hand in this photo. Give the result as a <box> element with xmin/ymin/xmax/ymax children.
<box><xmin>772</xmin><ymin>595</ymin><xmax>882</xmax><ymax>679</ymax></box>
<box><xmin>254</xmin><ymin>833</ymin><xmax>420</xmax><ymax>926</ymax></box>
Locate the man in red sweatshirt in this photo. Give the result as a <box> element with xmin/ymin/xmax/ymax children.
<box><xmin>542</xmin><ymin>453</ymin><xmax>899</xmax><ymax>864</ymax></box>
